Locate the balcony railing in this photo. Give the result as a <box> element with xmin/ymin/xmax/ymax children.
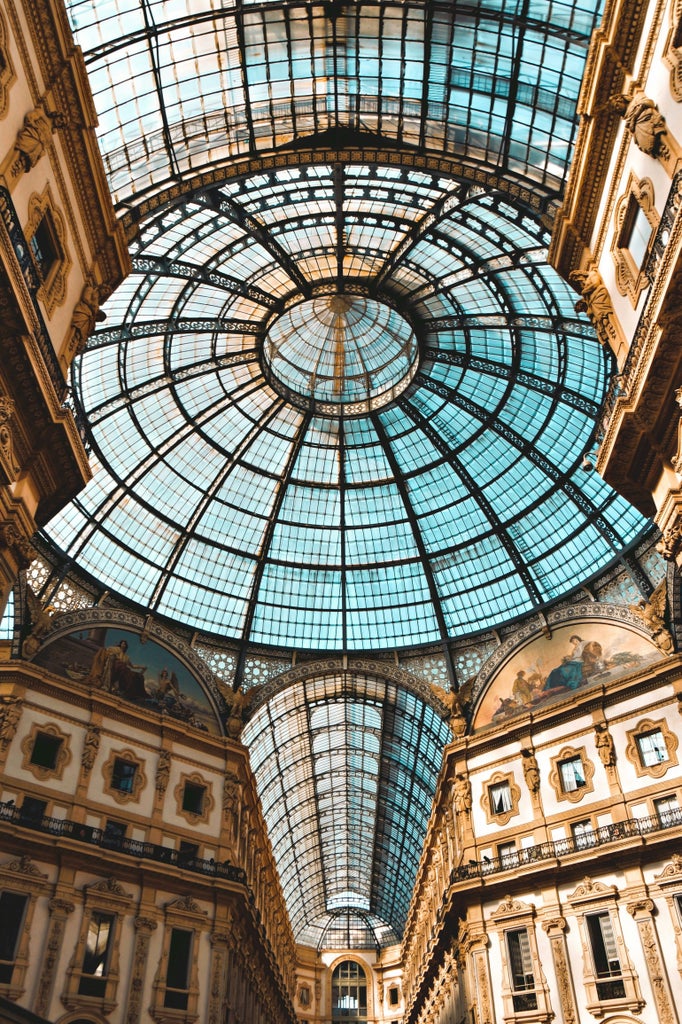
<box><xmin>0</xmin><ymin>800</ymin><xmax>247</xmax><ymax>884</ymax></box>
<box><xmin>452</xmin><ymin>809</ymin><xmax>682</xmax><ymax>882</ymax></box>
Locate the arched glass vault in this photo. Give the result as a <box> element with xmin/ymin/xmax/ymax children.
<box><xmin>33</xmin><ymin>0</ymin><xmax>655</xmax><ymax>949</ymax></box>
<box><xmin>241</xmin><ymin>671</ymin><xmax>451</xmax><ymax>947</ymax></box>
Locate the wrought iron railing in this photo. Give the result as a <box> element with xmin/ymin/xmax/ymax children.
<box><xmin>452</xmin><ymin>809</ymin><xmax>682</xmax><ymax>882</ymax></box>
<box><xmin>0</xmin><ymin>799</ymin><xmax>247</xmax><ymax>884</ymax></box>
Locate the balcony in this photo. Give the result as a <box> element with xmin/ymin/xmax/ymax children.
<box><xmin>452</xmin><ymin>809</ymin><xmax>682</xmax><ymax>882</ymax></box>
<box><xmin>0</xmin><ymin>799</ymin><xmax>247</xmax><ymax>884</ymax></box>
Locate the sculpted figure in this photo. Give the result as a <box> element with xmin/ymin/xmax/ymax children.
<box><xmin>569</xmin><ymin>263</ymin><xmax>615</xmax><ymax>346</ymax></box>
<box><xmin>630</xmin><ymin>580</ymin><xmax>675</xmax><ymax>655</ymax></box>
<box><xmin>15</xmin><ymin>109</ymin><xmax>52</xmax><ymax>169</ymax></box>
<box><xmin>0</xmin><ymin>696</ymin><xmax>22</xmax><ymax>747</ymax></box>
<box><xmin>522</xmin><ymin>750</ymin><xmax>540</xmax><ymax>794</ymax></box>
<box><xmin>453</xmin><ymin>773</ymin><xmax>472</xmax><ymax>815</ymax></box>
<box><xmin>595</xmin><ymin>725</ymin><xmax>615</xmax><ymax>767</ymax></box>
<box><xmin>624</xmin><ymin>91</ymin><xmax>668</xmax><ymax>157</ymax></box>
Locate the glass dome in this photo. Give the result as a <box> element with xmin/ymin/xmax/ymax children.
<box><xmin>44</xmin><ymin>0</ymin><xmax>649</xmax><ymax>655</ymax></box>
<box><xmin>45</xmin><ymin>165</ymin><xmax>645</xmax><ymax>651</ymax></box>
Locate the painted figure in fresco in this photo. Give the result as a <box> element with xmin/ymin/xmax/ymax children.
<box><xmin>542</xmin><ymin>635</ymin><xmax>604</xmax><ymax>692</ymax></box>
<box><xmin>87</xmin><ymin>639</ymin><xmax>147</xmax><ymax>699</ymax></box>
<box><xmin>542</xmin><ymin>635</ymin><xmax>585</xmax><ymax>691</ymax></box>
<box><xmin>511</xmin><ymin>669</ymin><xmax>543</xmax><ymax>706</ymax></box>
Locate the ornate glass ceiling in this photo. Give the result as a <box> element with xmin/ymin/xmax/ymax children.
<box><xmin>43</xmin><ymin>0</ymin><xmax>654</xmax><ymax>949</ymax></box>
<box><xmin>46</xmin><ymin>163</ymin><xmax>644</xmax><ymax>650</ymax></box>
<box><xmin>242</xmin><ymin>670</ymin><xmax>451</xmax><ymax>947</ymax></box>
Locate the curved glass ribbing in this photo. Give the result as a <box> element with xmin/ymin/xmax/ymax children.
<box><xmin>241</xmin><ymin>673</ymin><xmax>451</xmax><ymax>946</ymax></box>
<box><xmin>44</xmin><ymin>165</ymin><xmax>646</xmax><ymax>650</ymax></box>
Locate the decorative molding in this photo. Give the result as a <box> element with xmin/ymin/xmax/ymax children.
<box><xmin>0</xmin><ymin>8</ymin><xmax>16</xmax><ymax>119</ymax></box>
<box><xmin>125</xmin><ymin>916</ymin><xmax>158</xmax><ymax>1024</ymax></box>
<box><xmin>625</xmin><ymin>716</ymin><xmax>679</xmax><ymax>778</ymax></box>
<box><xmin>664</xmin><ymin>0</ymin><xmax>682</xmax><ymax>100</ymax></box>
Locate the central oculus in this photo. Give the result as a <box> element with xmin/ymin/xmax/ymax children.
<box><xmin>262</xmin><ymin>294</ymin><xmax>420</xmax><ymax>414</ymax></box>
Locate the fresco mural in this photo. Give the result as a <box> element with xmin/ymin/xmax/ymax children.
<box><xmin>473</xmin><ymin>621</ymin><xmax>663</xmax><ymax>729</ymax></box>
<box><xmin>34</xmin><ymin>626</ymin><xmax>220</xmax><ymax>734</ymax></box>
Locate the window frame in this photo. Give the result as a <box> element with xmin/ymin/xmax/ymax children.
<box><xmin>0</xmin><ymin>891</ymin><xmax>29</xmax><ymax>987</ymax></box>
<box><xmin>568</xmin><ymin>877</ymin><xmax>644</xmax><ymax>1015</ymax></box>
<box><xmin>63</xmin><ymin>877</ymin><xmax>131</xmax><ymax>1012</ymax></box>
<box><xmin>102</xmin><ymin>748</ymin><xmax>146</xmax><ymax>804</ymax></box>
<box><xmin>77</xmin><ymin>910</ymin><xmax>116</xmax><ymax>998</ymax></box>
<box><xmin>24</xmin><ymin>188</ymin><xmax>71</xmax><ymax>315</ymax></box>
<box><xmin>174</xmin><ymin>772</ymin><xmax>214</xmax><ymax>825</ymax></box>
<box><xmin>626</xmin><ymin>718</ymin><xmax>678</xmax><ymax>779</ymax></box>
<box><xmin>490</xmin><ymin>896</ymin><xmax>552</xmax><ymax>1021</ymax></box>
<box><xmin>549</xmin><ymin>746</ymin><xmax>595</xmax><ymax>804</ymax></box>
<box><xmin>482</xmin><ymin>771</ymin><xmax>520</xmax><ymax>826</ymax></box>
<box><xmin>611</xmin><ymin>173</ymin><xmax>658</xmax><ymax>306</ymax></box>
<box><xmin>150</xmin><ymin>896</ymin><xmax>206</xmax><ymax>1023</ymax></box>
<box><xmin>21</xmin><ymin>721</ymin><xmax>71</xmax><ymax>781</ymax></box>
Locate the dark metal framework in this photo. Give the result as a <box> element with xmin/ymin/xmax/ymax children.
<box><xmin>30</xmin><ymin>0</ymin><xmax>656</xmax><ymax>948</ymax></box>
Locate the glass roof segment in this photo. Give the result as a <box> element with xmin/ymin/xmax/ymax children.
<box><xmin>241</xmin><ymin>672</ymin><xmax>451</xmax><ymax>945</ymax></box>
<box><xmin>43</xmin><ymin>155</ymin><xmax>649</xmax><ymax>648</ymax></box>
<box><xmin>39</xmin><ymin>0</ymin><xmax>654</xmax><ymax>958</ymax></box>
<box><xmin>64</xmin><ymin>1</ymin><xmax>605</xmax><ymax>211</ymax></box>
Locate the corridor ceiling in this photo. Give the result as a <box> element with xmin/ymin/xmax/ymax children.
<box><xmin>45</xmin><ymin>0</ymin><xmax>650</xmax><ymax>946</ymax></box>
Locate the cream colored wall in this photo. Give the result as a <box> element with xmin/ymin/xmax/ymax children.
<box><xmin>0</xmin><ymin>665</ymin><xmax>297</xmax><ymax>1024</ymax></box>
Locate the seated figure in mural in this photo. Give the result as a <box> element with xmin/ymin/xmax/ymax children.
<box><xmin>87</xmin><ymin>639</ymin><xmax>147</xmax><ymax>700</ymax></box>
<box><xmin>542</xmin><ymin>635</ymin><xmax>603</xmax><ymax>692</ymax></box>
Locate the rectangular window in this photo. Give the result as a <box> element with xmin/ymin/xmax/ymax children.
<box><xmin>506</xmin><ymin>929</ymin><xmax>537</xmax><ymax>1011</ymax></box>
<box><xmin>489</xmin><ymin>781</ymin><xmax>512</xmax><ymax>815</ymax></box>
<box><xmin>655</xmin><ymin>794</ymin><xmax>680</xmax><ymax>828</ymax></box>
<box><xmin>498</xmin><ymin>841</ymin><xmax>518</xmax><ymax>867</ymax></box>
<box><xmin>19</xmin><ymin>797</ymin><xmax>46</xmax><ymax>827</ymax></box>
<box><xmin>178</xmin><ymin>841</ymin><xmax>199</xmax><ymax>867</ymax></box>
<box><xmin>623</xmin><ymin>200</ymin><xmax>653</xmax><ymax>269</ymax></box>
<box><xmin>111</xmin><ymin>758</ymin><xmax>137</xmax><ymax>793</ymax></box>
<box><xmin>30</xmin><ymin>732</ymin><xmax>62</xmax><ymax>770</ymax></box>
<box><xmin>164</xmin><ymin>928</ymin><xmax>193</xmax><ymax>1009</ymax></box>
<box><xmin>29</xmin><ymin>212</ymin><xmax>60</xmax><ymax>283</ymax></box>
<box><xmin>586</xmin><ymin>912</ymin><xmax>625</xmax><ymax>1000</ymax></box>
<box><xmin>182</xmin><ymin>782</ymin><xmax>205</xmax><ymax>815</ymax></box>
<box><xmin>559</xmin><ymin>756</ymin><xmax>586</xmax><ymax>793</ymax></box>
<box><xmin>572</xmin><ymin>820</ymin><xmax>596</xmax><ymax>849</ymax></box>
<box><xmin>78</xmin><ymin>912</ymin><xmax>115</xmax><ymax>997</ymax></box>
<box><xmin>0</xmin><ymin>891</ymin><xmax>28</xmax><ymax>983</ymax></box>
<box><xmin>102</xmin><ymin>819</ymin><xmax>127</xmax><ymax>849</ymax></box>
<box><xmin>636</xmin><ymin>730</ymin><xmax>667</xmax><ymax>767</ymax></box>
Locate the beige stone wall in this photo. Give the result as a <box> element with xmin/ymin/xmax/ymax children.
<box><xmin>0</xmin><ymin>662</ymin><xmax>296</xmax><ymax>1024</ymax></box>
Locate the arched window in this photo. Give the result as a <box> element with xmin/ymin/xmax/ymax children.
<box><xmin>332</xmin><ymin>960</ymin><xmax>368</xmax><ymax>1020</ymax></box>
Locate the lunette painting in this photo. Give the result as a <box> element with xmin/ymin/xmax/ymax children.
<box><xmin>34</xmin><ymin>626</ymin><xmax>219</xmax><ymax>734</ymax></box>
<box><xmin>473</xmin><ymin>622</ymin><xmax>662</xmax><ymax>728</ymax></box>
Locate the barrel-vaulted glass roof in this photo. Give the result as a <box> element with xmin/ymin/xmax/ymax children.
<box><xmin>242</xmin><ymin>671</ymin><xmax>451</xmax><ymax>947</ymax></box>
<box><xmin>43</xmin><ymin>0</ymin><xmax>652</xmax><ymax>948</ymax></box>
